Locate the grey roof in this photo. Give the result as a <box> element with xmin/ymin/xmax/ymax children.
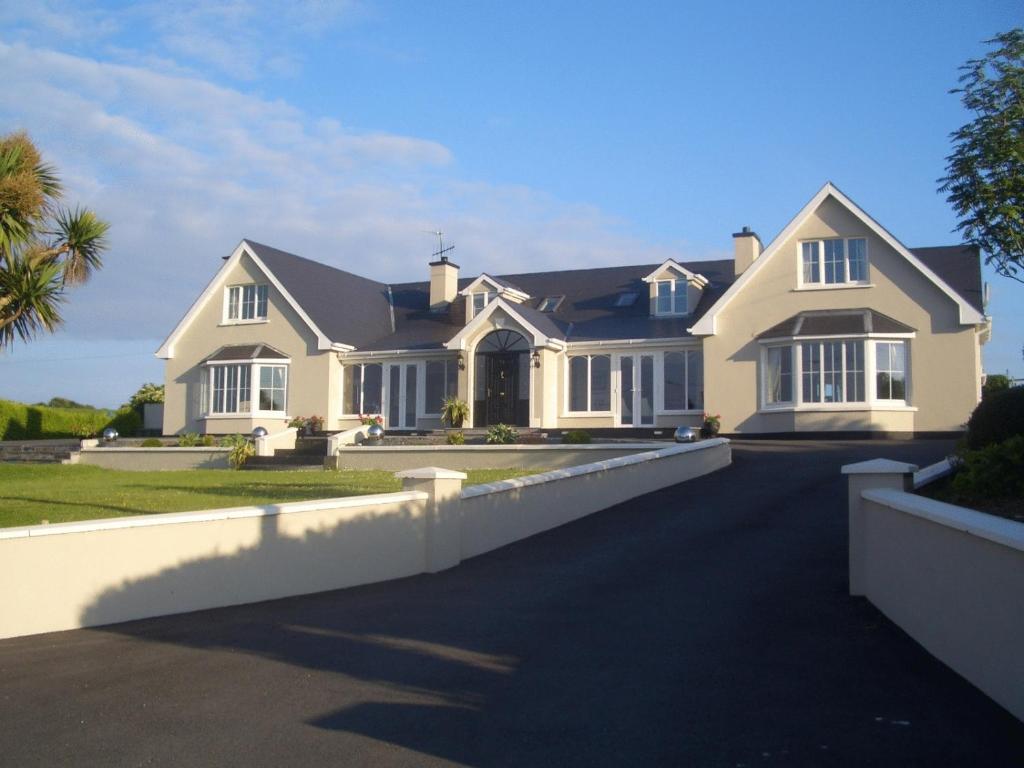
<box><xmin>243</xmin><ymin>240</ymin><xmax>981</xmax><ymax>352</ymax></box>
<box><xmin>245</xmin><ymin>241</ymin><xmax>394</xmax><ymax>348</ymax></box>
<box><xmin>206</xmin><ymin>343</ymin><xmax>289</xmax><ymax>361</ymax></box>
<box><xmin>757</xmin><ymin>310</ymin><xmax>916</xmax><ymax>339</ymax></box>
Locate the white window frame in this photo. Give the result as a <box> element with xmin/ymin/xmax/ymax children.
<box><xmin>470</xmin><ymin>290</ymin><xmax>498</xmax><ymax>319</ymax></box>
<box><xmin>658</xmin><ymin>349</ymin><xmax>704</xmax><ymax>414</ymax></box>
<box><xmin>797</xmin><ymin>237</ymin><xmax>870</xmax><ymax>289</ymax></box>
<box><xmin>341</xmin><ymin>363</ymin><xmax>384</xmax><ymax>417</ymax></box>
<box><xmin>759</xmin><ymin>337</ymin><xmax>913</xmax><ymax>412</ymax></box>
<box><xmin>223</xmin><ymin>283</ymin><xmax>269</xmax><ymax>324</ymax></box>
<box><xmin>564</xmin><ymin>354</ymin><xmax>613</xmax><ymax>415</ymax></box>
<box><xmin>205</xmin><ymin>360</ymin><xmax>288</xmax><ymax>417</ymax></box>
<box><xmin>654</xmin><ymin>278</ymin><xmax>688</xmax><ymax>316</ymax></box>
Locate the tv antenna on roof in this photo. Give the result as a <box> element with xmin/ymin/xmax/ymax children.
<box><xmin>425</xmin><ymin>230</ymin><xmax>455</xmax><ymax>262</ymax></box>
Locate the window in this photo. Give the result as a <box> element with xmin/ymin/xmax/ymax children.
<box><xmin>655</xmin><ymin>279</ymin><xmax>687</xmax><ymax>315</ymax></box>
<box><xmin>614</xmin><ymin>292</ymin><xmax>638</xmax><ymax>307</ymax></box>
<box><xmin>663</xmin><ymin>350</ymin><xmax>704</xmax><ymax>411</ymax></box>
<box><xmin>762</xmin><ymin>338</ymin><xmax>907</xmax><ymax>408</ymax></box>
<box><xmin>472</xmin><ymin>291</ymin><xmax>497</xmax><ymax>316</ymax></box>
<box><xmin>210</xmin><ymin>364</ymin><xmax>251</xmax><ymax>414</ymax></box>
<box><xmin>425</xmin><ymin>359</ymin><xmax>459</xmax><ymax>414</ymax></box>
<box><xmin>208</xmin><ymin>363</ymin><xmax>286</xmax><ymax>414</ymax></box>
<box><xmin>765</xmin><ymin>346</ymin><xmax>793</xmax><ymax>405</ymax></box>
<box><xmin>802</xmin><ymin>340</ymin><xmax>864</xmax><ymax>403</ymax></box>
<box><xmin>876</xmin><ymin>342</ymin><xmax>907</xmax><ymax>401</ymax></box>
<box><xmin>538</xmin><ymin>296</ymin><xmax>562</xmax><ymax>312</ymax></box>
<box><xmin>258</xmin><ymin>366</ymin><xmax>287</xmax><ymax>412</ymax></box>
<box><xmin>799</xmin><ymin>238</ymin><xmax>869</xmax><ymax>286</ymax></box>
<box><xmin>343</xmin><ymin>363</ymin><xmax>383</xmax><ymax>415</ymax></box>
<box><xmin>568</xmin><ymin>354</ymin><xmax>611</xmax><ymax>412</ymax></box>
<box><xmin>226</xmin><ymin>284</ymin><xmax>269</xmax><ymax>321</ymax></box>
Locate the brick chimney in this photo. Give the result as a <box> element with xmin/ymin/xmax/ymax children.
<box><xmin>733</xmin><ymin>226</ymin><xmax>763</xmax><ymax>277</ymax></box>
<box><xmin>429</xmin><ymin>256</ymin><xmax>459</xmax><ymax>311</ymax></box>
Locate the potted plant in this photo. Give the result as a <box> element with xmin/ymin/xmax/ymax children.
<box><xmin>440</xmin><ymin>397</ymin><xmax>469</xmax><ymax>429</ymax></box>
<box><xmin>307</xmin><ymin>415</ymin><xmax>325</xmax><ymax>434</ymax></box>
<box><xmin>701</xmin><ymin>412</ymin><xmax>721</xmax><ymax>438</ymax></box>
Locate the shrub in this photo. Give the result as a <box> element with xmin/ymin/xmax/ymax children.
<box><xmin>982</xmin><ymin>374</ymin><xmax>1011</xmax><ymax>399</ymax></box>
<box><xmin>446</xmin><ymin>430</ymin><xmax>465</xmax><ymax>445</ymax></box>
<box><xmin>441</xmin><ymin>397</ymin><xmax>470</xmax><ymax>428</ymax></box>
<box><xmin>951</xmin><ymin>434</ymin><xmax>1024</xmax><ymax>500</ymax></box>
<box><xmin>141</xmin><ymin>438</ymin><xmax>163</xmax><ymax>448</ymax></box>
<box><xmin>220</xmin><ymin>434</ymin><xmax>254</xmax><ymax>469</ymax></box>
<box><xmin>485</xmin><ymin>423</ymin><xmax>517</xmax><ymax>444</ymax></box>
<box><xmin>105</xmin><ymin>407</ymin><xmax>142</xmax><ymax>438</ymax></box>
<box><xmin>562</xmin><ymin>429</ymin><xmax>591</xmax><ymax>444</ymax></box>
<box><xmin>201</xmin><ymin>435</ymin><xmax>215</xmax><ymax>447</ymax></box>
<box><xmin>127</xmin><ymin>383</ymin><xmax>164</xmax><ymax>412</ymax></box>
<box><xmin>178</xmin><ymin>432</ymin><xmax>200</xmax><ymax>447</ymax></box>
<box><xmin>965</xmin><ymin>386</ymin><xmax>1024</xmax><ymax>449</ymax></box>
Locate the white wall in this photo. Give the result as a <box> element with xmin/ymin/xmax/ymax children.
<box><xmin>848</xmin><ymin>477</ymin><xmax>1024</xmax><ymax>722</ymax></box>
<box><xmin>0</xmin><ymin>439</ymin><xmax>731</xmax><ymax>640</ymax></box>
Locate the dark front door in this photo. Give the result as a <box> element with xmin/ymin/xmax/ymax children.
<box><xmin>484</xmin><ymin>353</ymin><xmax>518</xmax><ymax>426</ymax></box>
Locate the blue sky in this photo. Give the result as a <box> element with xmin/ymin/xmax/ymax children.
<box><xmin>0</xmin><ymin>0</ymin><xmax>1021</xmax><ymax>408</ymax></box>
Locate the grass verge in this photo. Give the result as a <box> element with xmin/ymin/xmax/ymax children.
<box><xmin>0</xmin><ymin>464</ymin><xmax>537</xmax><ymax>528</ymax></box>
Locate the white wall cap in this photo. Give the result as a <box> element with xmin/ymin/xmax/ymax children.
<box><xmin>863</xmin><ymin>487</ymin><xmax>1024</xmax><ymax>554</ymax></box>
<box><xmin>394</xmin><ymin>467</ymin><xmax>468</xmax><ymax>480</ymax></box>
<box><xmin>0</xmin><ymin>490</ymin><xmax>428</xmax><ymax>540</ymax></box>
<box><xmin>841</xmin><ymin>458</ymin><xmax>918</xmax><ymax>475</ymax></box>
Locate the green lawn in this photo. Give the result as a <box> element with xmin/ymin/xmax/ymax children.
<box><xmin>0</xmin><ymin>464</ymin><xmax>535</xmax><ymax>529</ymax></box>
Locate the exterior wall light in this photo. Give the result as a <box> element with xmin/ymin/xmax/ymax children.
<box><xmin>531</xmin><ymin>350</ymin><xmax>541</xmax><ymax>368</ymax></box>
<box><xmin>457</xmin><ymin>354</ymin><xmax>466</xmax><ymax>371</ymax></box>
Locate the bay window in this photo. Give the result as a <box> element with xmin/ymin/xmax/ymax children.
<box><xmin>208</xmin><ymin>362</ymin><xmax>286</xmax><ymax>414</ymax></box>
<box><xmin>568</xmin><ymin>354</ymin><xmax>611</xmax><ymax>412</ymax></box>
<box><xmin>762</xmin><ymin>338</ymin><xmax>908</xmax><ymax>408</ymax></box>
<box><xmin>663</xmin><ymin>350</ymin><xmax>703</xmax><ymax>411</ymax></box>
<box><xmin>343</xmin><ymin>363</ymin><xmax>383</xmax><ymax>415</ymax></box>
<box><xmin>800</xmin><ymin>238</ymin><xmax>869</xmax><ymax>286</ymax></box>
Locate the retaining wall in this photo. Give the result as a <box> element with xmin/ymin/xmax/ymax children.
<box><xmin>845</xmin><ymin>459</ymin><xmax>1024</xmax><ymax>722</ymax></box>
<box><xmin>0</xmin><ymin>438</ymin><xmax>730</xmax><ymax>639</ymax></box>
<box><xmin>78</xmin><ymin>447</ymin><xmax>231</xmax><ymax>470</ymax></box>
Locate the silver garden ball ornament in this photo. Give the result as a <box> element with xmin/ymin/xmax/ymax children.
<box><xmin>674</xmin><ymin>426</ymin><xmax>698</xmax><ymax>443</ymax></box>
<box><xmin>102</xmin><ymin>427</ymin><xmax>118</xmax><ymax>442</ymax></box>
<box><xmin>252</xmin><ymin>426</ymin><xmax>268</xmax><ymax>439</ymax></box>
<box><xmin>366</xmin><ymin>423</ymin><xmax>385</xmax><ymax>445</ymax></box>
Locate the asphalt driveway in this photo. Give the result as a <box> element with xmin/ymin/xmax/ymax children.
<box><xmin>1</xmin><ymin>439</ymin><xmax>1022</xmax><ymax>766</ymax></box>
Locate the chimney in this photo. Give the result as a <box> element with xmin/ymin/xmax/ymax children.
<box><xmin>429</xmin><ymin>255</ymin><xmax>459</xmax><ymax>311</ymax></box>
<box><xmin>732</xmin><ymin>226</ymin><xmax>763</xmax><ymax>277</ymax></box>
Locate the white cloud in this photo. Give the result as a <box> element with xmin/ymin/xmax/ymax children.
<box><xmin>0</xmin><ymin>40</ymin><xmax>704</xmax><ymax>347</ymax></box>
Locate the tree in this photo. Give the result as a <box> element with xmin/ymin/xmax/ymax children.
<box><xmin>0</xmin><ymin>131</ymin><xmax>110</xmax><ymax>348</ymax></box>
<box><xmin>127</xmin><ymin>382</ymin><xmax>164</xmax><ymax>414</ymax></box>
<box><xmin>939</xmin><ymin>29</ymin><xmax>1024</xmax><ymax>284</ymax></box>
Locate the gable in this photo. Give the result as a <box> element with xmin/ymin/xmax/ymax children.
<box><xmin>690</xmin><ymin>183</ymin><xmax>985</xmax><ymax>335</ymax></box>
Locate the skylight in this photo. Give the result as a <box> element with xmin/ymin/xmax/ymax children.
<box><xmin>614</xmin><ymin>292</ymin><xmax>638</xmax><ymax>307</ymax></box>
<box><xmin>538</xmin><ymin>296</ymin><xmax>563</xmax><ymax>312</ymax></box>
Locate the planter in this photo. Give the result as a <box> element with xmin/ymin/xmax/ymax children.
<box><xmin>701</xmin><ymin>422</ymin><xmax>720</xmax><ymax>438</ymax></box>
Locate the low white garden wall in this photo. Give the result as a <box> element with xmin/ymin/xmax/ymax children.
<box><xmin>0</xmin><ymin>438</ymin><xmax>730</xmax><ymax>639</ymax></box>
<box><xmin>78</xmin><ymin>447</ymin><xmax>231</xmax><ymax>470</ymax></box>
<box><xmin>845</xmin><ymin>459</ymin><xmax>1024</xmax><ymax>723</ymax></box>
<box><xmin>329</xmin><ymin>442</ymin><xmax>669</xmax><ymax>471</ymax></box>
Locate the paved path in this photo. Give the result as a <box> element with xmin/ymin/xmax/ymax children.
<box><xmin>1</xmin><ymin>440</ymin><xmax>1022</xmax><ymax>766</ymax></box>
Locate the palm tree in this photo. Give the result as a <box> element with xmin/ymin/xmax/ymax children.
<box><xmin>0</xmin><ymin>131</ymin><xmax>110</xmax><ymax>349</ymax></box>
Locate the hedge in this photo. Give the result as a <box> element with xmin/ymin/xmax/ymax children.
<box><xmin>0</xmin><ymin>399</ymin><xmax>140</xmax><ymax>440</ymax></box>
<box><xmin>965</xmin><ymin>386</ymin><xmax>1024</xmax><ymax>449</ymax></box>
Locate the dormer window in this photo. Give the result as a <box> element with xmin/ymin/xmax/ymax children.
<box><xmin>655</xmin><ymin>279</ymin><xmax>687</xmax><ymax>316</ymax></box>
<box><xmin>472</xmin><ymin>290</ymin><xmax>497</xmax><ymax>316</ymax></box>
<box><xmin>800</xmin><ymin>238</ymin><xmax>868</xmax><ymax>287</ymax></box>
<box><xmin>226</xmin><ymin>284</ymin><xmax>268</xmax><ymax>322</ymax></box>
